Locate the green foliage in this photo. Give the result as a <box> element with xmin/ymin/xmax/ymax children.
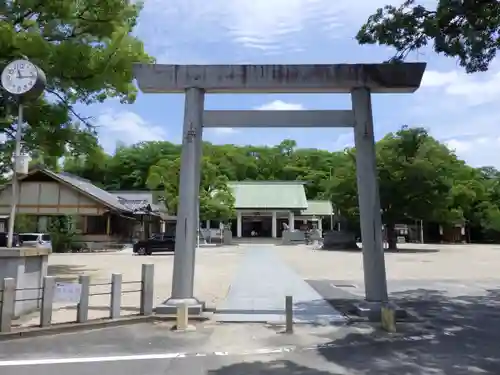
<box><xmin>326</xmin><ymin>127</ymin><xmax>459</xmax><ymax>226</ymax></box>
<box><xmin>58</xmin><ymin>131</ymin><xmax>500</xmax><ymax>243</ymax></box>
<box><xmin>356</xmin><ymin>0</ymin><xmax>500</xmax><ymax>73</ymax></box>
<box><xmin>0</xmin><ymin>0</ymin><xmax>153</xmax><ymax>175</ymax></box>
<box><xmin>146</xmin><ymin>156</ymin><xmax>236</xmax><ymax>222</ymax></box>
<box><xmin>48</xmin><ymin>216</ymin><xmax>77</xmax><ymax>253</ymax></box>
<box><xmin>14</xmin><ymin>214</ymin><xmax>37</xmax><ymax>232</ymax></box>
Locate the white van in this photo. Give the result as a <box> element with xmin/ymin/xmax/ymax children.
<box><xmin>19</xmin><ymin>233</ymin><xmax>52</xmax><ymax>249</ymax></box>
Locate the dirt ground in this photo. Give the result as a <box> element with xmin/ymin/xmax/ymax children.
<box><xmin>15</xmin><ymin>243</ymin><xmax>500</xmax><ymax>326</ymax></box>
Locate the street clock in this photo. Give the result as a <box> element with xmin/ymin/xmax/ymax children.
<box><xmin>1</xmin><ymin>59</ymin><xmax>46</xmax><ymax>99</ymax></box>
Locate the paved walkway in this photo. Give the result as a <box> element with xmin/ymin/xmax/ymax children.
<box><xmin>216</xmin><ymin>246</ymin><xmax>345</xmax><ymax>324</ymax></box>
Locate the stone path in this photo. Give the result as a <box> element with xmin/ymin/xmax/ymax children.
<box><xmin>216</xmin><ymin>246</ymin><xmax>345</xmax><ymax>324</ymax></box>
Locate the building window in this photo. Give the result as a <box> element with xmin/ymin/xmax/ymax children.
<box><xmin>86</xmin><ymin>216</ymin><xmax>108</xmax><ymax>234</ymax></box>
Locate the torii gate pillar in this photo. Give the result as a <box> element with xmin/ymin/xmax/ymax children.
<box><xmin>133</xmin><ymin>63</ymin><xmax>426</xmax><ymax>315</ymax></box>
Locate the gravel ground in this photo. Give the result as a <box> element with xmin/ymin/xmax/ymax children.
<box><xmin>275</xmin><ymin>243</ymin><xmax>500</xmax><ymax>282</ymax></box>
<box><xmin>15</xmin><ymin>246</ymin><xmax>245</xmax><ymax>326</ymax></box>
<box><xmin>14</xmin><ymin>242</ymin><xmax>500</xmax><ymax>326</ymax></box>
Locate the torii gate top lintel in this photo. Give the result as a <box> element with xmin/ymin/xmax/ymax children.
<box><xmin>133</xmin><ymin>63</ymin><xmax>426</xmax><ymax>94</ymax></box>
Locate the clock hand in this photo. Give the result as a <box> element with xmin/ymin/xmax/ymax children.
<box><xmin>19</xmin><ymin>73</ymin><xmax>36</xmax><ymax>79</ymax></box>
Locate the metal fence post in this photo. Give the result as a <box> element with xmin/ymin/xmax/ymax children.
<box><xmin>40</xmin><ymin>276</ymin><xmax>56</xmax><ymax>327</ymax></box>
<box><xmin>285</xmin><ymin>295</ymin><xmax>294</xmax><ymax>334</ymax></box>
<box><xmin>0</xmin><ymin>278</ymin><xmax>15</xmax><ymax>333</ymax></box>
<box><xmin>140</xmin><ymin>264</ymin><xmax>154</xmax><ymax>316</ymax></box>
<box><xmin>110</xmin><ymin>273</ymin><xmax>122</xmax><ymax>319</ymax></box>
<box><xmin>77</xmin><ymin>275</ymin><xmax>90</xmax><ymax>323</ymax></box>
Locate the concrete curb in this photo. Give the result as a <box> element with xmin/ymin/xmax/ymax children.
<box><xmin>0</xmin><ymin>313</ymin><xmax>211</xmax><ymax>341</ymax></box>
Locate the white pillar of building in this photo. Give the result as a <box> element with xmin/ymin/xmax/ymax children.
<box><xmin>160</xmin><ymin>220</ymin><xmax>166</xmax><ymax>233</ymax></box>
<box><xmin>288</xmin><ymin>211</ymin><xmax>295</xmax><ymax>231</ymax></box>
<box><xmin>317</xmin><ymin>218</ymin><xmax>322</xmax><ymax>232</ymax></box>
<box><xmin>236</xmin><ymin>212</ymin><xmax>242</xmax><ymax>238</ymax></box>
<box><xmin>205</xmin><ymin>220</ymin><xmax>210</xmax><ymax>229</ymax></box>
<box><xmin>271</xmin><ymin>211</ymin><xmax>277</xmax><ymax>238</ymax></box>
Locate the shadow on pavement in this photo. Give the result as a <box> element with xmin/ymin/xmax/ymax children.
<box><xmin>315</xmin><ymin>288</ymin><xmax>500</xmax><ymax>374</ymax></box>
<box><xmin>212</xmin><ymin>288</ymin><xmax>500</xmax><ymax>374</ymax></box>
<box><xmin>382</xmin><ymin>247</ymin><xmax>440</xmax><ymax>253</ymax></box>
<box><xmin>321</xmin><ymin>247</ymin><xmax>439</xmax><ymax>254</ymax></box>
<box><xmin>210</xmin><ymin>360</ymin><xmax>336</xmax><ymax>375</ymax></box>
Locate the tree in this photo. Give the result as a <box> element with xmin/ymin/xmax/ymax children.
<box><xmin>49</xmin><ymin>215</ymin><xmax>77</xmax><ymax>253</ymax></box>
<box><xmin>326</xmin><ymin>127</ymin><xmax>463</xmax><ymax>248</ymax></box>
<box><xmin>356</xmin><ymin>0</ymin><xmax>500</xmax><ymax>73</ymax></box>
<box><xmin>474</xmin><ymin>167</ymin><xmax>500</xmax><ymax>233</ymax></box>
<box><xmin>62</xmin><ymin>146</ymin><xmax>112</xmax><ymax>187</ymax></box>
<box><xmin>146</xmin><ymin>156</ymin><xmax>236</xmax><ymax>222</ymax></box>
<box><xmin>57</xmin><ymin>132</ymin><xmax>500</xmax><ymax>245</ymax></box>
<box><xmin>0</xmin><ymin>0</ymin><xmax>153</xmax><ymax>174</ymax></box>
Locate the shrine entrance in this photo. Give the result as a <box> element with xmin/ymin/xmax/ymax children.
<box><xmin>133</xmin><ymin>63</ymin><xmax>426</xmax><ymax>314</ymax></box>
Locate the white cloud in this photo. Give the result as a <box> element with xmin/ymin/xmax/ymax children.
<box><xmin>421</xmin><ymin>67</ymin><xmax>500</xmax><ymax>106</ymax></box>
<box><xmin>415</xmin><ymin>63</ymin><xmax>500</xmax><ymax>167</ymax></box>
<box><xmin>139</xmin><ymin>0</ymin><xmax>435</xmax><ymax>57</ymax></box>
<box><xmin>421</xmin><ymin>70</ymin><xmax>460</xmax><ymax>88</ymax></box>
<box><xmin>96</xmin><ymin>110</ymin><xmax>167</xmax><ymax>153</ymax></box>
<box><xmin>255</xmin><ymin>100</ymin><xmax>305</xmax><ymax>111</ymax></box>
<box><xmin>445</xmin><ymin>137</ymin><xmax>500</xmax><ymax>168</ymax></box>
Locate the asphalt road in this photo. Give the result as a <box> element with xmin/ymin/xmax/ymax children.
<box><xmin>1</xmin><ymin>329</ymin><xmax>499</xmax><ymax>375</ymax></box>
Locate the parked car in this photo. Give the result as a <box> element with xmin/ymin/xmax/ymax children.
<box><xmin>18</xmin><ymin>233</ymin><xmax>52</xmax><ymax>249</ymax></box>
<box><xmin>0</xmin><ymin>232</ymin><xmax>22</xmax><ymax>247</ymax></box>
<box><xmin>133</xmin><ymin>233</ymin><xmax>175</xmax><ymax>255</ymax></box>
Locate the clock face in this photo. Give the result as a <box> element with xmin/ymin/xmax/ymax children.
<box><xmin>1</xmin><ymin>60</ymin><xmax>39</xmax><ymax>95</ymax></box>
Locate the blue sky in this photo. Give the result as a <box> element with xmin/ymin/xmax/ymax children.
<box><xmin>81</xmin><ymin>0</ymin><xmax>500</xmax><ymax>168</ymax></box>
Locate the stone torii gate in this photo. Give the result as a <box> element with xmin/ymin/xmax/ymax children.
<box><xmin>133</xmin><ymin>63</ymin><xmax>426</xmax><ymax>314</ymax></box>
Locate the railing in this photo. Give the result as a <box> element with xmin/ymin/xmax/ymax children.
<box><xmin>0</xmin><ymin>264</ymin><xmax>155</xmax><ymax>333</ymax></box>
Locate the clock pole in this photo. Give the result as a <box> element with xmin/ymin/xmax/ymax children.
<box><xmin>6</xmin><ymin>100</ymin><xmax>24</xmax><ymax>248</ymax></box>
<box><xmin>1</xmin><ymin>58</ymin><xmax>46</xmax><ymax>248</ymax></box>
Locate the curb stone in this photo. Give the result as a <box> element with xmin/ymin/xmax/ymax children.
<box><xmin>0</xmin><ymin>314</ymin><xmax>211</xmax><ymax>341</ymax></box>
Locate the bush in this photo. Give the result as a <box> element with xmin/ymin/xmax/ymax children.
<box><xmin>48</xmin><ymin>216</ymin><xmax>77</xmax><ymax>253</ymax></box>
<box><xmin>14</xmin><ymin>214</ymin><xmax>38</xmax><ymax>232</ymax></box>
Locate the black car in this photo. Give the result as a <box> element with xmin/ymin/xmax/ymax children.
<box><xmin>133</xmin><ymin>233</ymin><xmax>175</xmax><ymax>255</ymax></box>
<box><xmin>0</xmin><ymin>232</ymin><xmax>22</xmax><ymax>247</ymax></box>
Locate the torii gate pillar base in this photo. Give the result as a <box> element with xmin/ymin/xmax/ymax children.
<box><xmin>155</xmin><ymin>297</ymin><xmax>205</xmax><ymax>315</ymax></box>
<box><xmin>353</xmin><ymin>301</ymin><xmax>407</xmax><ymax>322</ymax></box>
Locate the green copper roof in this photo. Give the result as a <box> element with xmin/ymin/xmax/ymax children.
<box><xmin>228</xmin><ymin>181</ymin><xmax>308</xmax><ymax>210</ymax></box>
<box><xmin>301</xmin><ymin>200</ymin><xmax>333</xmax><ymax>216</ymax></box>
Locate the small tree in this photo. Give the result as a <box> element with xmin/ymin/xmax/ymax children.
<box><xmin>146</xmin><ymin>156</ymin><xmax>236</xmax><ymax>222</ymax></box>
<box><xmin>48</xmin><ymin>216</ymin><xmax>77</xmax><ymax>253</ymax></box>
<box><xmin>14</xmin><ymin>214</ymin><xmax>38</xmax><ymax>233</ymax></box>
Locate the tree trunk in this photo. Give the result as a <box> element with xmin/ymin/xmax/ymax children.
<box><xmin>386</xmin><ymin>222</ymin><xmax>398</xmax><ymax>250</ymax></box>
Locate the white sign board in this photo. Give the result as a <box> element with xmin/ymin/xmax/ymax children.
<box><xmin>54</xmin><ymin>282</ymin><xmax>82</xmax><ymax>303</ymax></box>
